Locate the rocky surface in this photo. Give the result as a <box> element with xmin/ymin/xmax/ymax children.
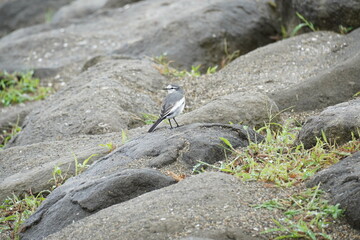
<box><xmin>36</xmin><ymin>173</ymin><xmax>282</xmax><ymax>240</ymax></box>
<box><xmin>0</xmin><ymin>0</ymin><xmax>73</xmax><ymax>38</ymax></box>
<box><xmin>6</xmin><ymin>57</ymin><xmax>165</xmax><ymax>147</ymax></box>
<box><xmin>20</xmin><ymin>123</ymin><xmax>262</xmax><ymax>239</ymax></box>
<box><xmin>0</xmin><ymin>0</ymin><xmax>360</xmax><ymax>239</ymax></box>
<box><xmin>297</xmin><ymin>98</ymin><xmax>360</xmax><ymax>148</ymax></box>
<box><xmin>307</xmin><ymin>151</ymin><xmax>360</xmax><ymax>229</ymax></box>
<box><xmin>0</xmin><ymin>0</ymin><xmax>276</xmax><ymax>82</ymax></box>
<box><xmin>21</xmin><ymin>168</ymin><xmax>177</xmax><ymax>240</ymax></box>
<box><xmin>182</xmin><ymin>28</ymin><xmax>360</xmax><ymax>112</ymax></box>
<box><xmin>0</xmin><ymin>132</ymin><xmax>123</xmax><ymax>201</ymax></box>
<box><xmin>177</xmin><ymin>92</ymin><xmax>279</xmax><ymax>127</ymax></box>
<box><xmin>276</xmin><ymin>0</ymin><xmax>360</xmax><ymax>34</ymax></box>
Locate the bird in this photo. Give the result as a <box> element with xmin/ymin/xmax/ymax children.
<box><xmin>148</xmin><ymin>84</ymin><xmax>185</xmax><ymax>132</ymax></box>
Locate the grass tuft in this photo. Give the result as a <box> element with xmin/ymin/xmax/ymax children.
<box><xmin>0</xmin><ymin>71</ymin><xmax>52</xmax><ymax>107</ymax></box>
<box><xmin>258</xmin><ymin>184</ymin><xmax>344</xmax><ymax>239</ymax></box>
<box><xmin>205</xmin><ymin>120</ymin><xmax>360</xmax><ymax>187</ymax></box>
<box><xmin>0</xmin><ymin>192</ymin><xmax>49</xmax><ymax>239</ymax></box>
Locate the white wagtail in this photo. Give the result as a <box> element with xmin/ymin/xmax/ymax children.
<box><xmin>148</xmin><ymin>84</ymin><xmax>185</xmax><ymax>132</ymax></box>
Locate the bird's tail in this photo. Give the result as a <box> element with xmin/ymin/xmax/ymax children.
<box><xmin>148</xmin><ymin>117</ymin><xmax>164</xmax><ymax>132</ymax></box>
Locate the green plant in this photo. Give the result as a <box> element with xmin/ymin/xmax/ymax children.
<box><xmin>259</xmin><ymin>184</ymin><xmax>344</xmax><ymax>239</ymax></box>
<box><xmin>353</xmin><ymin>91</ymin><xmax>360</xmax><ymax>98</ymax></box>
<box><xmin>0</xmin><ymin>192</ymin><xmax>48</xmax><ymax>239</ymax></box>
<box><xmin>44</xmin><ymin>8</ymin><xmax>55</xmax><ymax>23</ymax></box>
<box><xmin>339</xmin><ymin>25</ymin><xmax>353</xmax><ymax>34</ymax></box>
<box><xmin>99</xmin><ymin>142</ymin><xmax>116</xmax><ymax>152</ymax></box>
<box><xmin>290</xmin><ymin>12</ymin><xmax>317</xmax><ymax>37</ymax></box>
<box><xmin>0</xmin><ymin>71</ymin><xmax>52</xmax><ymax>106</ymax></box>
<box><xmin>153</xmin><ymin>55</ymin><xmax>217</xmax><ymax>78</ymax></box>
<box><xmin>121</xmin><ymin>129</ymin><xmax>128</xmax><ymax>144</ymax></box>
<box><xmin>142</xmin><ymin>113</ymin><xmax>159</xmax><ymax>125</ymax></box>
<box><xmin>221</xmin><ymin>38</ymin><xmax>240</xmax><ymax>68</ymax></box>
<box><xmin>50</xmin><ymin>165</ymin><xmax>67</xmax><ymax>190</ymax></box>
<box><xmin>73</xmin><ymin>153</ymin><xmax>98</xmax><ymax>176</ymax></box>
<box><xmin>210</xmin><ymin>120</ymin><xmax>359</xmax><ymax>187</ymax></box>
<box><xmin>0</xmin><ymin>122</ymin><xmax>21</xmax><ymax>149</ymax></box>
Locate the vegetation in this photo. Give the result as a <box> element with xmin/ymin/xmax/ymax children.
<box><xmin>0</xmin><ymin>71</ymin><xmax>52</xmax><ymax>107</ymax></box>
<box><xmin>153</xmin><ymin>54</ymin><xmax>217</xmax><ymax>78</ymax></box>
<box><xmin>193</xmin><ymin>120</ymin><xmax>359</xmax><ymax>239</ymax></box>
<box><xmin>0</xmin><ymin>192</ymin><xmax>48</xmax><ymax>240</ymax></box>
<box><xmin>257</xmin><ymin>184</ymin><xmax>344</xmax><ymax>239</ymax></box>
<box><xmin>0</xmin><ymin>122</ymin><xmax>21</xmax><ymax>149</ymax></box>
<box><xmin>202</xmin><ymin>121</ymin><xmax>360</xmax><ymax>187</ymax></box>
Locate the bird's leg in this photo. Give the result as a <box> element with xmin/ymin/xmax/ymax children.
<box><xmin>173</xmin><ymin>118</ymin><xmax>180</xmax><ymax>127</ymax></box>
<box><xmin>168</xmin><ymin>119</ymin><xmax>173</xmax><ymax>129</ymax></box>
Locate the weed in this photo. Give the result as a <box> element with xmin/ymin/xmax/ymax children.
<box><xmin>142</xmin><ymin>113</ymin><xmax>158</xmax><ymax>125</ymax></box>
<box><xmin>339</xmin><ymin>25</ymin><xmax>353</xmax><ymax>34</ymax></box>
<box><xmin>0</xmin><ymin>71</ymin><xmax>52</xmax><ymax>107</ymax></box>
<box><xmin>99</xmin><ymin>142</ymin><xmax>116</xmax><ymax>153</ymax></box>
<box><xmin>153</xmin><ymin>55</ymin><xmax>217</xmax><ymax>78</ymax></box>
<box><xmin>221</xmin><ymin>38</ymin><xmax>240</xmax><ymax>68</ymax></box>
<box><xmin>0</xmin><ymin>192</ymin><xmax>48</xmax><ymax>239</ymax></box>
<box><xmin>73</xmin><ymin>153</ymin><xmax>98</xmax><ymax>176</ymax></box>
<box><xmin>290</xmin><ymin>12</ymin><xmax>317</xmax><ymax>37</ymax></box>
<box><xmin>50</xmin><ymin>165</ymin><xmax>68</xmax><ymax>190</ymax></box>
<box><xmin>212</xmin><ymin>120</ymin><xmax>359</xmax><ymax>187</ymax></box>
<box><xmin>0</xmin><ymin>122</ymin><xmax>21</xmax><ymax>149</ymax></box>
<box><xmin>258</xmin><ymin>184</ymin><xmax>344</xmax><ymax>239</ymax></box>
<box><xmin>121</xmin><ymin>129</ymin><xmax>129</xmax><ymax>144</ymax></box>
<box><xmin>44</xmin><ymin>8</ymin><xmax>55</xmax><ymax>23</ymax></box>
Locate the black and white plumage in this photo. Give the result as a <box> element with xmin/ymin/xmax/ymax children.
<box><xmin>148</xmin><ymin>84</ymin><xmax>185</xmax><ymax>133</ymax></box>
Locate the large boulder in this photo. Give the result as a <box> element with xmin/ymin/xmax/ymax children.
<box><xmin>307</xmin><ymin>151</ymin><xmax>360</xmax><ymax>230</ymax></box>
<box><xmin>20</xmin><ymin>123</ymin><xmax>263</xmax><ymax>239</ymax></box>
<box><xmin>276</xmin><ymin>0</ymin><xmax>360</xmax><ymax>34</ymax></box>
<box><xmin>7</xmin><ymin>57</ymin><xmax>165</xmax><ymax>146</ymax></box>
<box><xmin>26</xmin><ymin>173</ymin><xmax>286</xmax><ymax>240</ymax></box>
<box><xmin>0</xmin><ymin>132</ymin><xmax>123</xmax><ymax>202</ymax></box>
<box><xmin>21</xmin><ymin>169</ymin><xmax>177</xmax><ymax>240</ymax></box>
<box><xmin>182</xmin><ymin>28</ymin><xmax>360</xmax><ymax>112</ymax></box>
<box><xmin>177</xmin><ymin>92</ymin><xmax>279</xmax><ymax>127</ymax></box>
<box><xmin>0</xmin><ymin>0</ymin><xmax>73</xmax><ymax>38</ymax></box>
<box><xmin>297</xmin><ymin>98</ymin><xmax>360</xmax><ymax>148</ymax></box>
<box><xmin>0</xmin><ymin>0</ymin><xmax>277</xmax><ymax>80</ymax></box>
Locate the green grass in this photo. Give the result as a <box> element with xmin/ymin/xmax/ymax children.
<box><xmin>290</xmin><ymin>12</ymin><xmax>318</xmax><ymax>37</ymax></box>
<box><xmin>257</xmin><ymin>184</ymin><xmax>344</xmax><ymax>240</ymax></box>
<box><xmin>208</xmin><ymin>120</ymin><xmax>360</xmax><ymax>187</ymax></box>
<box><xmin>0</xmin><ymin>123</ymin><xmax>21</xmax><ymax>149</ymax></box>
<box><xmin>0</xmin><ymin>192</ymin><xmax>48</xmax><ymax>239</ymax></box>
<box><xmin>192</xmin><ymin>120</ymin><xmax>359</xmax><ymax>239</ymax></box>
<box><xmin>153</xmin><ymin>55</ymin><xmax>218</xmax><ymax>78</ymax></box>
<box><xmin>0</xmin><ymin>71</ymin><xmax>52</xmax><ymax>107</ymax></box>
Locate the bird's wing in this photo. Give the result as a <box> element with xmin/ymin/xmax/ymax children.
<box><xmin>160</xmin><ymin>91</ymin><xmax>184</xmax><ymax>118</ymax></box>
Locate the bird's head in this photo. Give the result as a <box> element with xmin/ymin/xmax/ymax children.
<box><xmin>163</xmin><ymin>84</ymin><xmax>181</xmax><ymax>94</ymax></box>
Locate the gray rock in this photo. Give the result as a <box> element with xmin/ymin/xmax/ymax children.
<box><xmin>0</xmin><ymin>132</ymin><xmax>123</xmax><ymax>202</ymax></box>
<box><xmin>0</xmin><ymin>0</ymin><xmax>276</xmax><ymax>77</ymax></box>
<box><xmin>307</xmin><ymin>151</ymin><xmax>360</xmax><ymax>230</ymax></box>
<box><xmin>51</xmin><ymin>0</ymin><xmax>108</xmax><ymax>24</ymax></box>
<box><xmin>44</xmin><ymin>173</ymin><xmax>275</xmax><ymax>240</ymax></box>
<box><xmin>270</xmin><ymin>28</ymin><xmax>360</xmax><ymax>111</ymax></box>
<box><xmin>297</xmin><ymin>98</ymin><xmax>360</xmax><ymax>149</ymax></box>
<box><xmin>20</xmin><ymin>168</ymin><xmax>176</xmax><ymax>240</ymax></box>
<box><xmin>104</xmin><ymin>0</ymin><xmax>143</xmax><ymax>9</ymax></box>
<box><xmin>182</xmin><ymin>29</ymin><xmax>360</xmax><ymax>112</ymax></box>
<box><xmin>8</xmin><ymin>57</ymin><xmax>165</xmax><ymax>146</ymax></box>
<box><xmin>20</xmin><ymin>123</ymin><xmax>263</xmax><ymax>239</ymax></box>
<box><xmin>0</xmin><ymin>101</ymin><xmax>42</xmax><ymax>133</ymax></box>
<box><xmin>177</xmin><ymin>92</ymin><xmax>279</xmax><ymax>128</ymax></box>
<box><xmin>276</xmin><ymin>0</ymin><xmax>360</xmax><ymax>34</ymax></box>
<box><xmin>0</xmin><ymin>0</ymin><xmax>73</xmax><ymax>38</ymax></box>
